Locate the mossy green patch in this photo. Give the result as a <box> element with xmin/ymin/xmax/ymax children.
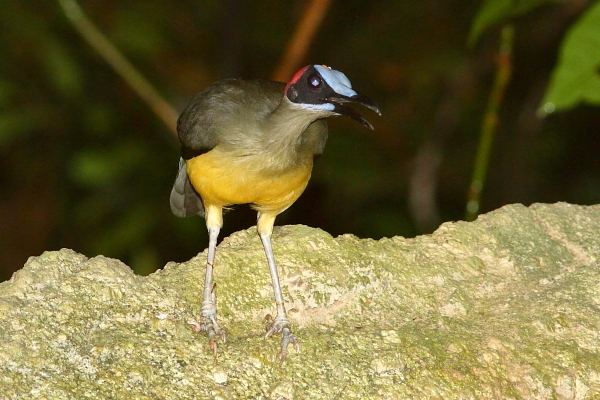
<box><xmin>1</xmin><ymin>203</ymin><xmax>599</xmax><ymax>398</ymax></box>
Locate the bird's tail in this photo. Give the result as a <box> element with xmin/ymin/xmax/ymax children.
<box><xmin>170</xmin><ymin>158</ymin><xmax>205</xmax><ymax>218</ymax></box>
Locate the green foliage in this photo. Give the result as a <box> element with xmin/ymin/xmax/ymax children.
<box><xmin>111</xmin><ymin>3</ymin><xmax>168</xmax><ymax>57</ymax></box>
<box><xmin>41</xmin><ymin>39</ymin><xmax>83</xmax><ymax>98</ymax></box>
<box><xmin>469</xmin><ymin>0</ymin><xmax>555</xmax><ymax>45</ymax></box>
<box><xmin>68</xmin><ymin>144</ymin><xmax>144</xmax><ymax>187</ymax></box>
<box><xmin>469</xmin><ymin>0</ymin><xmax>600</xmax><ymax>114</ymax></box>
<box><xmin>0</xmin><ymin>81</ymin><xmax>39</xmax><ymax>147</ymax></box>
<box><xmin>539</xmin><ymin>1</ymin><xmax>600</xmax><ymax>114</ymax></box>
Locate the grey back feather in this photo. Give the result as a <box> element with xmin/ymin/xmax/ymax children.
<box><xmin>170</xmin><ymin>158</ymin><xmax>204</xmax><ymax>217</ymax></box>
<box><xmin>177</xmin><ymin>79</ymin><xmax>284</xmax><ymax>155</ymax></box>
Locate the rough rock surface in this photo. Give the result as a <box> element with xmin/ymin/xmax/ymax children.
<box><xmin>1</xmin><ymin>203</ymin><xmax>599</xmax><ymax>399</ymax></box>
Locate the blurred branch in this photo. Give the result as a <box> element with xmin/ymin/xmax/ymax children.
<box><xmin>409</xmin><ymin>140</ymin><xmax>443</xmax><ymax>231</ymax></box>
<box><xmin>408</xmin><ymin>72</ymin><xmax>466</xmax><ymax>232</ymax></box>
<box><xmin>271</xmin><ymin>0</ymin><xmax>332</xmax><ymax>81</ymax></box>
<box><xmin>465</xmin><ymin>25</ymin><xmax>514</xmax><ymax>221</ymax></box>
<box><xmin>409</xmin><ymin>61</ymin><xmax>478</xmax><ymax>232</ymax></box>
<box><xmin>58</xmin><ymin>0</ymin><xmax>178</xmax><ymax>138</ymax></box>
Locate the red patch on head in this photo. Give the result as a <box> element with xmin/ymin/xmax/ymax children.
<box><xmin>289</xmin><ymin>66</ymin><xmax>310</xmax><ymax>84</ymax></box>
<box><xmin>284</xmin><ymin>65</ymin><xmax>310</xmax><ymax>93</ymax></box>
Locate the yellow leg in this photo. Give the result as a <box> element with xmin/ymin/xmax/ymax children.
<box><xmin>257</xmin><ymin>211</ymin><xmax>298</xmax><ymax>359</ymax></box>
<box><xmin>257</xmin><ymin>211</ymin><xmax>276</xmax><ymax>237</ymax></box>
<box><xmin>205</xmin><ymin>204</ymin><xmax>223</xmax><ymax>231</ymax></box>
<box><xmin>201</xmin><ymin>205</ymin><xmax>224</xmax><ymax>352</ymax></box>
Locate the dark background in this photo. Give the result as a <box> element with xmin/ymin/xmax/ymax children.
<box><xmin>1</xmin><ymin>0</ymin><xmax>598</xmax><ymax>279</ymax></box>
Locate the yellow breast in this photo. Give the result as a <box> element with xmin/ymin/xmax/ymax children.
<box><xmin>186</xmin><ymin>149</ymin><xmax>313</xmax><ymax>214</ymax></box>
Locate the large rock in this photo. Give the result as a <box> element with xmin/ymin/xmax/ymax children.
<box><xmin>1</xmin><ymin>203</ymin><xmax>599</xmax><ymax>399</ymax></box>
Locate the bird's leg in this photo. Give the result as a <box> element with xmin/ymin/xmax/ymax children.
<box><xmin>190</xmin><ymin>205</ymin><xmax>225</xmax><ymax>354</ymax></box>
<box><xmin>257</xmin><ymin>212</ymin><xmax>298</xmax><ymax>360</ymax></box>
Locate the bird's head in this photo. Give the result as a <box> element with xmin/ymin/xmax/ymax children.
<box><xmin>284</xmin><ymin>65</ymin><xmax>382</xmax><ymax>130</ymax></box>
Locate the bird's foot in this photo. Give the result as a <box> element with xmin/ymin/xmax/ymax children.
<box><xmin>189</xmin><ymin>304</ymin><xmax>226</xmax><ymax>355</ymax></box>
<box><xmin>265</xmin><ymin>314</ymin><xmax>299</xmax><ymax>361</ymax></box>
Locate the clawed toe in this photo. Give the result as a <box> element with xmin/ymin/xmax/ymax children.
<box><xmin>278</xmin><ymin>327</ymin><xmax>299</xmax><ymax>361</ymax></box>
<box><xmin>188</xmin><ymin>317</ymin><xmax>226</xmax><ymax>355</ymax></box>
<box><xmin>265</xmin><ymin>314</ymin><xmax>299</xmax><ymax>360</ymax></box>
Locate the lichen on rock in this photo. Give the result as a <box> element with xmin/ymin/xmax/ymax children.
<box><xmin>1</xmin><ymin>203</ymin><xmax>599</xmax><ymax>399</ymax></box>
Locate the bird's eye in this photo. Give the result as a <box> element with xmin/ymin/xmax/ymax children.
<box><xmin>308</xmin><ymin>74</ymin><xmax>322</xmax><ymax>89</ymax></box>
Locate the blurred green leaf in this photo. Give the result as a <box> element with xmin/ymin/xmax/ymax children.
<box><xmin>82</xmin><ymin>103</ymin><xmax>115</xmax><ymax>136</ymax></box>
<box><xmin>469</xmin><ymin>0</ymin><xmax>555</xmax><ymax>46</ymax></box>
<box><xmin>0</xmin><ymin>80</ymin><xmax>15</xmax><ymax>106</ymax></box>
<box><xmin>112</xmin><ymin>4</ymin><xmax>167</xmax><ymax>57</ymax></box>
<box><xmin>93</xmin><ymin>204</ymin><xmax>156</xmax><ymax>256</ymax></box>
<box><xmin>41</xmin><ymin>39</ymin><xmax>83</xmax><ymax>97</ymax></box>
<box><xmin>0</xmin><ymin>112</ymin><xmax>38</xmax><ymax>147</ymax></box>
<box><xmin>0</xmin><ymin>80</ymin><xmax>34</xmax><ymax>146</ymax></box>
<box><xmin>539</xmin><ymin>2</ymin><xmax>600</xmax><ymax>114</ymax></box>
<box><xmin>69</xmin><ymin>143</ymin><xmax>144</xmax><ymax>187</ymax></box>
<box><xmin>130</xmin><ymin>246</ymin><xmax>160</xmax><ymax>275</ymax></box>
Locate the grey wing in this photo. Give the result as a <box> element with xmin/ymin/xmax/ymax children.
<box><xmin>177</xmin><ymin>79</ymin><xmax>284</xmax><ymax>157</ymax></box>
<box><xmin>172</xmin><ymin>83</ymin><xmax>229</xmax><ymax>218</ymax></box>
<box><xmin>177</xmin><ymin>90</ymin><xmax>220</xmax><ymax>159</ymax></box>
<box><xmin>170</xmin><ymin>158</ymin><xmax>204</xmax><ymax>217</ymax></box>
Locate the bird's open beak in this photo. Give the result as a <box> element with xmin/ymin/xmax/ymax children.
<box><xmin>325</xmin><ymin>94</ymin><xmax>382</xmax><ymax>130</ymax></box>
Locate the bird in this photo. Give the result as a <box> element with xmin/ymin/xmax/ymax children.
<box><xmin>170</xmin><ymin>64</ymin><xmax>381</xmax><ymax>359</ymax></box>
